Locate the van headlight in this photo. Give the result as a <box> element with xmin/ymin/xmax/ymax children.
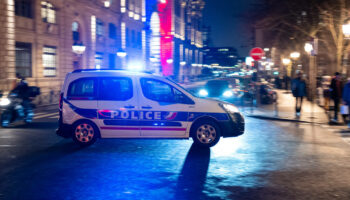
<box><xmin>223</xmin><ymin>90</ymin><xmax>233</xmax><ymax>97</ymax></box>
<box><xmin>219</xmin><ymin>103</ymin><xmax>239</xmax><ymax>113</ymax></box>
<box><xmin>0</xmin><ymin>97</ymin><xmax>10</xmax><ymax>106</ymax></box>
<box><xmin>199</xmin><ymin>89</ymin><xmax>208</xmax><ymax>97</ymax></box>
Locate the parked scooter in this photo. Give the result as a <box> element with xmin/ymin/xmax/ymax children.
<box><xmin>0</xmin><ymin>87</ymin><xmax>40</xmax><ymax>127</ymax></box>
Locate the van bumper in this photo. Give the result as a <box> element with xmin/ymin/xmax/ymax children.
<box><xmin>219</xmin><ymin>113</ymin><xmax>244</xmax><ymax>138</ymax></box>
<box><xmin>56</xmin><ymin>117</ymin><xmax>72</xmax><ymax>138</ymax></box>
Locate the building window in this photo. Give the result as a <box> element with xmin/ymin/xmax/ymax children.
<box><xmin>41</xmin><ymin>1</ymin><xmax>56</xmax><ymax>23</ymax></box>
<box><xmin>15</xmin><ymin>42</ymin><xmax>32</xmax><ymax>78</ymax></box>
<box><xmin>109</xmin><ymin>54</ymin><xmax>116</xmax><ymax>68</ymax></box>
<box><xmin>131</xmin><ymin>30</ymin><xmax>135</xmax><ymax>47</ymax></box>
<box><xmin>42</xmin><ymin>46</ymin><xmax>57</xmax><ymax>77</ymax></box>
<box><xmin>95</xmin><ymin>52</ymin><xmax>103</xmax><ymax>68</ymax></box>
<box><xmin>121</xmin><ymin>22</ymin><xmax>126</xmax><ymax>49</ymax></box>
<box><xmin>137</xmin><ymin>31</ymin><xmax>142</xmax><ymax>49</ymax></box>
<box><xmin>96</xmin><ymin>18</ymin><xmax>104</xmax><ymax>36</ymax></box>
<box><xmin>15</xmin><ymin>0</ymin><xmax>32</xmax><ymax>18</ymax></box>
<box><xmin>109</xmin><ymin>23</ymin><xmax>117</xmax><ymax>39</ymax></box>
<box><xmin>72</xmin><ymin>22</ymin><xmax>80</xmax><ymax>42</ymax></box>
<box><xmin>126</xmin><ymin>28</ymin><xmax>129</xmax><ymax>47</ymax></box>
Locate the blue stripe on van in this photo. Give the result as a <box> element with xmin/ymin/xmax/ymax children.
<box><xmin>63</xmin><ymin>98</ymin><xmax>229</xmax><ymax>122</ymax></box>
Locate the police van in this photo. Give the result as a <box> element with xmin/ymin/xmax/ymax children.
<box><xmin>56</xmin><ymin>69</ymin><xmax>244</xmax><ymax>147</ymax></box>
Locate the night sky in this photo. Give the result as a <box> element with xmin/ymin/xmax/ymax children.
<box><xmin>203</xmin><ymin>0</ymin><xmax>256</xmax><ymax>57</ymax></box>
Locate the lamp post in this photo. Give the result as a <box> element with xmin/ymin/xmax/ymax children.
<box><xmin>72</xmin><ymin>42</ymin><xmax>86</xmax><ymax>70</ymax></box>
<box><xmin>342</xmin><ymin>21</ymin><xmax>350</xmax><ymax>75</ymax></box>
<box><xmin>305</xmin><ymin>42</ymin><xmax>316</xmax><ymax>101</ymax></box>
<box><xmin>290</xmin><ymin>52</ymin><xmax>300</xmax><ymax>78</ymax></box>
<box><xmin>117</xmin><ymin>48</ymin><xmax>127</xmax><ymax>69</ymax></box>
<box><xmin>282</xmin><ymin>58</ymin><xmax>291</xmax><ymax>78</ymax></box>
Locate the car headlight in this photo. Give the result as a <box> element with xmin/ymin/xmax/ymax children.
<box><xmin>0</xmin><ymin>98</ymin><xmax>10</xmax><ymax>106</ymax></box>
<box><xmin>219</xmin><ymin>103</ymin><xmax>239</xmax><ymax>113</ymax></box>
<box><xmin>199</xmin><ymin>89</ymin><xmax>208</xmax><ymax>97</ymax></box>
<box><xmin>223</xmin><ymin>90</ymin><xmax>233</xmax><ymax>97</ymax></box>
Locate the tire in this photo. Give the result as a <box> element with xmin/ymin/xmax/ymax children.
<box><xmin>191</xmin><ymin>120</ymin><xmax>221</xmax><ymax>148</ymax></box>
<box><xmin>1</xmin><ymin>112</ymin><xmax>11</xmax><ymax>128</ymax></box>
<box><xmin>24</xmin><ymin>110</ymin><xmax>34</xmax><ymax>124</ymax></box>
<box><xmin>72</xmin><ymin>120</ymin><xmax>99</xmax><ymax>147</ymax></box>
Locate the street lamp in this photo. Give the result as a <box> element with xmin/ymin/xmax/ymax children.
<box><xmin>117</xmin><ymin>49</ymin><xmax>127</xmax><ymax>58</ymax></box>
<box><xmin>290</xmin><ymin>52</ymin><xmax>300</xmax><ymax>60</ymax></box>
<box><xmin>72</xmin><ymin>42</ymin><xmax>86</xmax><ymax>55</ymax></box>
<box><xmin>282</xmin><ymin>58</ymin><xmax>291</xmax><ymax>65</ymax></box>
<box><xmin>343</xmin><ymin>22</ymin><xmax>350</xmax><ymax>39</ymax></box>
<box><xmin>166</xmin><ymin>59</ymin><xmax>173</xmax><ymax>64</ymax></box>
<box><xmin>304</xmin><ymin>43</ymin><xmax>313</xmax><ymax>54</ymax></box>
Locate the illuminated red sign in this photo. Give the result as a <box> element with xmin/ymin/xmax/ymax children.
<box><xmin>250</xmin><ymin>47</ymin><xmax>265</xmax><ymax>61</ymax></box>
<box><xmin>158</xmin><ymin>0</ymin><xmax>173</xmax><ymax>76</ymax></box>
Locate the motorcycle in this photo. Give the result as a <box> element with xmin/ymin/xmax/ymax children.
<box><xmin>0</xmin><ymin>87</ymin><xmax>40</xmax><ymax>127</ymax></box>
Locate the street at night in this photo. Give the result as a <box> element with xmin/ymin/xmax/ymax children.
<box><xmin>3</xmin><ymin>0</ymin><xmax>350</xmax><ymax>199</ymax></box>
<box><xmin>1</xmin><ymin>105</ymin><xmax>350</xmax><ymax>199</ymax></box>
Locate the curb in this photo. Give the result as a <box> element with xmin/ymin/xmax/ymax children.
<box><xmin>246</xmin><ymin>114</ymin><xmax>324</xmax><ymax>124</ymax></box>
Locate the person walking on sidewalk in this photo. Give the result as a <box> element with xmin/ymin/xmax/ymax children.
<box><xmin>291</xmin><ymin>71</ymin><xmax>307</xmax><ymax>117</ymax></box>
<box><xmin>330</xmin><ymin>72</ymin><xmax>343</xmax><ymax>123</ymax></box>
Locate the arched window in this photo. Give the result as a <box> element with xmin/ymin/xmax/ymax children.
<box><xmin>72</xmin><ymin>22</ymin><xmax>80</xmax><ymax>42</ymax></box>
<box><xmin>41</xmin><ymin>1</ymin><xmax>56</xmax><ymax>23</ymax></box>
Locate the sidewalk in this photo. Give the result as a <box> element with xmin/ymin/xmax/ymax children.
<box><xmin>244</xmin><ymin>90</ymin><xmax>330</xmax><ymax>124</ymax></box>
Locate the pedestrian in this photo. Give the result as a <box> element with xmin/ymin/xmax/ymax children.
<box><xmin>323</xmin><ymin>83</ymin><xmax>331</xmax><ymax>112</ymax></box>
<box><xmin>291</xmin><ymin>71</ymin><xmax>307</xmax><ymax>117</ymax></box>
<box><xmin>342</xmin><ymin>78</ymin><xmax>350</xmax><ymax>128</ymax></box>
<box><xmin>330</xmin><ymin>72</ymin><xmax>343</xmax><ymax>123</ymax></box>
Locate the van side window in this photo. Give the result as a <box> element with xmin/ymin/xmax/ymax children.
<box><xmin>140</xmin><ymin>78</ymin><xmax>193</xmax><ymax>104</ymax></box>
<box><xmin>99</xmin><ymin>77</ymin><xmax>133</xmax><ymax>101</ymax></box>
<box><xmin>67</xmin><ymin>78</ymin><xmax>96</xmax><ymax>100</ymax></box>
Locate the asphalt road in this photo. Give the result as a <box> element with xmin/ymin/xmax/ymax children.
<box><xmin>1</xmin><ymin>107</ymin><xmax>350</xmax><ymax>200</ymax></box>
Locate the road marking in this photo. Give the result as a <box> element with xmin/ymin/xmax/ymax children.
<box><xmin>33</xmin><ymin>113</ymin><xmax>58</xmax><ymax>119</ymax></box>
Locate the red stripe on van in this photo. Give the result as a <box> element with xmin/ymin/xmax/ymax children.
<box><xmin>101</xmin><ymin>127</ymin><xmax>139</xmax><ymax>130</ymax></box>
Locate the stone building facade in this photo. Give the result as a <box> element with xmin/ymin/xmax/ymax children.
<box><xmin>0</xmin><ymin>0</ymin><xmax>205</xmax><ymax>105</ymax></box>
<box><xmin>0</xmin><ymin>0</ymin><xmax>145</xmax><ymax>105</ymax></box>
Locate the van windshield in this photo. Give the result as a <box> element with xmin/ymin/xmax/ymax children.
<box><xmin>165</xmin><ymin>78</ymin><xmax>198</xmax><ymax>98</ymax></box>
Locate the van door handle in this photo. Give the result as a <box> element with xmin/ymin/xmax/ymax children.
<box><xmin>142</xmin><ymin>106</ymin><xmax>152</xmax><ymax>109</ymax></box>
<box><xmin>124</xmin><ymin>105</ymin><xmax>135</xmax><ymax>109</ymax></box>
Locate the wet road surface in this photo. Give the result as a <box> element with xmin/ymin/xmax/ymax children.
<box><xmin>1</xmin><ymin>109</ymin><xmax>350</xmax><ymax>199</ymax></box>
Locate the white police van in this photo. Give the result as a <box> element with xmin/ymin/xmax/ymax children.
<box><xmin>56</xmin><ymin>69</ymin><xmax>244</xmax><ymax>147</ymax></box>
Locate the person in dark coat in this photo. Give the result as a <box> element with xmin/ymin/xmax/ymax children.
<box><xmin>291</xmin><ymin>71</ymin><xmax>307</xmax><ymax>117</ymax></box>
<box><xmin>330</xmin><ymin>72</ymin><xmax>343</xmax><ymax>122</ymax></box>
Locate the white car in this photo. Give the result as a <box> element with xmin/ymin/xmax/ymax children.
<box><xmin>56</xmin><ymin>69</ymin><xmax>244</xmax><ymax>147</ymax></box>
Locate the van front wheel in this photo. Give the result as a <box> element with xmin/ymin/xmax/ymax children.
<box><xmin>72</xmin><ymin>121</ymin><xmax>99</xmax><ymax>147</ymax></box>
<box><xmin>191</xmin><ymin>120</ymin><xmax>220</xmax><ymax>147</ymax></box>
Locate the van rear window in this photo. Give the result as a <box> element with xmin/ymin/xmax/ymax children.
<box><xmin>67</xmin><ymin>78</ymin><xmax>96</xmax><ymax>100</ymax></box>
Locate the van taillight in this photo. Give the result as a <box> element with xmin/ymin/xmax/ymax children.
<box><xmin>59</xmin><ymin>93</ymin><xmax>63</xmax><ymax>109</ymax></box>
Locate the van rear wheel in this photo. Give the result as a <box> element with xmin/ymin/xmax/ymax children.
<box><xmin>191</xmin><ymin>120</ymin><xmax>220</xmax><ymax>148</ymax></box>
<box><xmin>72</xmin><ymin>121</ymin><xmax>99</xmax><ymax>146</ymax></box>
